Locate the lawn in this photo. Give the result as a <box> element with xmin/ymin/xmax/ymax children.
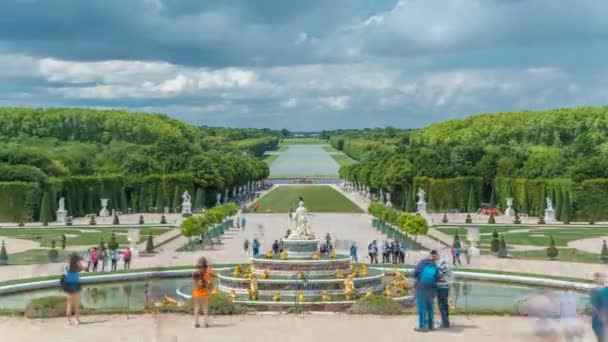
<box><xmin>7</xmin><ymin>249</ymin><xmax>73</xmax><ymax>265</ymax></box>
<box><xmin>262</xmin><ymin>154</ymin><xmax>279</xmax><ymax>165</ymax></box>
<box><xmin>0</xmin><ymin>227</ymin><xmax>170</xmax><ymax>248</ymax></box>
<box><xmin>322</xmin><ymin>145</ymin><xmax>340</xmax><ymax>153</ymax></box>
<box><xmin>330</xmin><ymin>154</ymin><xmax>357</xmax><ymax>166</ymax></box>
<box><xmin>280</xmin><ymin>138</ymin><xmax>326</xmax><ymax>145</ymax></box>
<box><xmin>250</xmin><ymin>185</ymin><xmax>363</xmax><ymax>213</ymax></box>
<box><xmin>510</xmin><ymin>248</ymin><xmax>602</xmax><ymax>264</ymax></box>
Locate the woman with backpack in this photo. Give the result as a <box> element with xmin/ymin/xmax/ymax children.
<box><xmin>62</xmin><ymin>253</ymin><xmax>86</xmax><ymax>325</ymax></box>
<box><xmin>413</xmin><ymin>250</ymin><xmax>440</xmax><ymax>331</ymax></box>
<box><xmin>192</xmin><ymin>257</ymin><xmax>213</xmax><ymax>328</ymax></box>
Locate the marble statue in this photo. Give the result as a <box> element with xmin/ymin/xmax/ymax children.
<box><xmin>56</xmin><ymin>197</ymin><xmax>67</xmax><ymax>223</ymax></box>
<box><xmin>385</xmin><ymin>192</ymin><xmax>393</xmax><ymax>208</ymax></box>
<box><xmin>288</xmin><ymin>201</ymin><xmax>315</xmax><ymax>240</ymax></box>
<box><xmin>416</xmin><ymin>188</ymin><xmax>427</xmax><ymax>214</ymax></box>
<box><xmin>546</xmin><ymin>197</ymin><xmax>553</xmax><ymax>211</ymax></box>
<box><xmin>417</xmin><ymin>188</ymin><xmax>426</xmax><ymax>203</ymax></box>
<box><xmin>505</xmin><ymin>197</ymin><xmax>515</xmax><ymax>217</ymax></box>
<box><xmin>99</xmin><ymin>198</ymin><xmax>110</xmax><ymax>217</ymax></box>
<box><xmin>544</xmin><ymin>196</ymin><xmax>555</xmax><ymax>223</ymax></box>
<box><xmin>181</xmin><ymin>191</ymin><xmax>192</xmax><ymax>215</ymax></box>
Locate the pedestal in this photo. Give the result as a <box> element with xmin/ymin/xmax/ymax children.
<box><xmin>56</xmin><ymin>210</ymin><xmax>67</xmax><ymax>223</ymax></box>
<box><xmin>544</xmin><ymin>209</ymin><xmax>556</xmax><ymax>223</ymax></box>
<box><xmin>505</xmin><ymin>208</ymin><xmax>514</xmax><ymax>217</ymax></box>
<box><xmin>416</xmin><ymin>201</ymin><xmax>427</xmax><ymax>214</ymax></box>
<box><xmin>181</xmin><ymin>203</ymin><xmax>192</xmax><ymax>216</ymax></box>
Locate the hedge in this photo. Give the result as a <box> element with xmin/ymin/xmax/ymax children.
<box><xmin>0</xmin><ymin>182</ymin><xmax>38</xmax><ymax>222</ymax></box>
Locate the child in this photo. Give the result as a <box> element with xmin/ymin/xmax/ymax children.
<box><xmin>110</xmin><ymin>249</ymin><xmax>118</xmax><ymax>271</ymax></box>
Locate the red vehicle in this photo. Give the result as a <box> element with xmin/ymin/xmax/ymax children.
<box><xmin>477</xmin><ymin>203</ymin><xmax>500</xmax><ymax>215</ymax></box>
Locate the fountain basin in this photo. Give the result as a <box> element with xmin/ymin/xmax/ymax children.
<box><xmin>250</xmin><ymin>255</ymin><xmax>352</xmax><ymax>277</ymax></box>
<box><xmin>282</xmin><ymin>239</ymin><xmax>319</xmax><ymax>259</ymax></box>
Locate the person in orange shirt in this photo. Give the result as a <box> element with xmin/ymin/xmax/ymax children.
<box><xmin>192</xmin><ymin>257</ymin><xmax>212</xmax><ymax>328</ymax></box>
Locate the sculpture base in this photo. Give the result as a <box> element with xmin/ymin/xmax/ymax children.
<box><xmin>99</xmin><ymin>209</ymin><xmax>110</xmax><ymax>217</ymax></box>
<box><xmin>505</xmin><ymin>208</ymin><xmax>514</xmax><ymax>217</ymax></box>
<box><xmin>544</xmin><ymin>209</ymin><xmax>556</xmax><ymax>223</ymax></box>
<box><xmin>283</xmin><ymin>239</ymin><xmax>319</xmax><ymax>259</ymax></box>
<box><xmin>56</xmin><ymin>210</ymin><xmax>67</xmax><ymax>224</ymax></box>
<box><xmin>416</xmin><ymin>202</ymin><xmax>427</xmax><ymax>214</ymax></box>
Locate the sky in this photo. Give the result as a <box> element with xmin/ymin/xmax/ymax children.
<box><xmin>0</xmin><ymin>0</ymin><xmax>607</xmax><ymax>131</ymax></box>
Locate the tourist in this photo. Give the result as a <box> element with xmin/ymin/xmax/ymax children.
<box><xmin>62</xmin><ymin>253</ymin><xmax>85</xmax><ymax>325</ymax></box>
<box><xmin>90</xmin><ymin>247</ymin><xmax>98</xmax><ymax>272</ymax></box>
<box><xmin>192</xmin><ymin>257</ymin><xmax>212</xmax><ymax>328</ymax></box>
<box><xmin>367</xmin><ymin>242</ymin><xmax>374</xmax><ymax>263</ymax></box>
<box><xmin>110</xmin><ymin>249</ymin><xmax>118</xmax><ymax>271</ymax></box>
<box><xmin>255</xmin><ymin>204</ymin><xmax>260</xmax><ymax>212</ymax></box>
<box><xmin>243</xmin><ymin>239</ymin><xmax>250</xmax><ymax>256</ymax></box>
<box><xmin>123</xmin><ymin>247</ymin><xmax>132</xmax><ymax>270</ymax></box>
<box><xmin>559</xmin><ymin>290</ymin><xmax>583</xmax><ymax>341</ymax></box>
<box><xmin>436</xmin><ymin>255</ymin><xmax>454</xmax><ymax>328</ymax></box>
<box><xmin>383</xmin><ymin>241</ymin><xmax>390</xmax><ymax>264</ymax></box>
<box><xmin>325</xmin><ymin>233</ymin><xmax>332</xmax><ymax>250</ymax></box>
<box><xmin>252</xmin><ymin>238</ymin><xmax>260</xmax><ymax>256</ymax></box>
<box><xmin>241</xmin><ymin>217</ymin><xmax>246</xmax><ymax>230</ymax></box>
<box><xmin>350</xmin><ymin>243</ymin><xmax>358</xmax><ymax>262</ymax></box>
<box><xmin>272</xmin><ymin>240</ymin><xmax>280</xmax><ymax>255</ymax></box>
<box><xmin>591</xmin><ymin>273</ymin><xmax>608</xmax><ymax>342</ymax></box>
<box><xmin>413</xmin><ymin>250</ymin><xmax>439</xmax><ymax>331</ymax></box>
<box><xmin>372</xmin><ymin>241</ymin><xmax>379</xmax><ymax>264</ymax></box>
<box><xmin>100</xmin><ymin>248</ymin><xmax>108</xmax><ymax>272</ymax></box>
<box><xmin>85</xmin><ymin>248</ymin><xmax>92</xmax><ymax>271</ymax></box>
<box><xmin>454</xmin><ymin>246</ymin><xmax>462</xmax><ymax>266</ymax></box>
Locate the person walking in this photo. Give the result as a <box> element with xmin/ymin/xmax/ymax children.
<box><xmin>454</xmin><ymin>246</ymin><xmax>462</xmax><ymax>267</ymax></box>
<box><xmin>192</xmin><ymin>257</ymin><xmax>213</xmax><ymax>328</ymax></box>
<box><xmin>123</xmin><ymin>247</ymin><xmax>132</xmax><ymax>270</ymax></box>
<box><xmin>100</xmin><ymin>248</ymin><xmax>108</xmax><ymax>272</ymax></box>
<box><xmin>110</xmin><ymin>249</ymin><xmax>118</xmax><ymax>271</ymax></box>
<box><xmin>90</xmin><ymin>248</ymin><xmax>99</xmax><ymax>272</ymax></box>
<box><xmin>62</xmin><ymin>253</ymin><xmax>86</xmax><ymax>325</ymax></box>
<box><xmin>243</xmin><ymin>239</ymin><xmax>250</xmax><ymax>256</ymax></box>
<box><xmin>252</xmin><ymin>238</ymin><xmax>260</xmax><ymax>256</ymax></box>
<box><xmin>413</xmin><ymin>250</ymin><xmax>439</xmax><ymax>331</ymax></box>
<box><xmin>383</xmin><ymin>241</ymin><xmax>391</xmax><ymax>264</ymax></box>
<box><xmin>591</xmin><ymin>273</ymin><xmax>608</xmax><ymax>342</ymax></box>
<box><xmin>436</xmin><ymin>256</ymin><xmax>454</xmax><ymax>329</ymax></box>
<box><xmin>272</xmin><ymin>240</ymin><xmax>280</xmax><ymax>255</ymax></box>
<box><xmin>241</xmin><ymin>217</ymin><xmax>247</xmax><ymax>230</ymax></box>
<box><xmin>350</xmin><ymin>243</ymin><xmax>358</xmax><ymax>262</ymax></box>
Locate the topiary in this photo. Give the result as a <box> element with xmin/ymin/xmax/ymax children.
<box><xmin>452</xmin><ymin>232</ymin><xmax>461</xmax><ymax>249</ymax></box>
<box><xmin>160</xmin><ymin>215</ymin><xmax>167</xmax><ymax>224</ymax></box>
<box><xmin>139</xmin><ymin>215</ymin><xmax>145</xmax><ymax>225</ymax></box>
<box><xmin>488</xmin><ymin>213</ymin><xmax>495</xmax><ymax>224</ymax></box>
<box><xmin>61</xmin><ymin>234</ymin><xmax>66</xmax><ymax>250</ymax></box>
<box><xmin>546</xmin><ymin>236</ymin><xmax>559</xmax><ymax>260</ymax></box>
<box><xmin>113</xmin><ymin>213</ymin><xmax>120</xmax><ymax>225</ymax></box>
<box><xmin>48</xmin><ymin>240</ymin><xmax>59</xmax><ymax>262</ymax></box>
<box><xmin>538</xmin><ymin>216</ymin><xmax>546</xmax><ymax>225</ymax></box>
<box><xmin>347</xmin><ymin>295</ymin><xmax>403</xmax><ymax>315</ymax></box>
<box><xmin>145</xmin><ymin>234</ymin><xmax>154</xmax><ymax>253</ymax></box>
<box><xmin>89</xmin><ymin>215</ymin><xmax>96</xmax><ymax>226</ymax></box>
<box><xmin>490</xmin><ymin>229</ymin><xmax>500</xmax><ymax>253</ymax></box>
<box><xmin>442</xmin><ymin>213</ymin><xmax>448</xmax><ymax>223</ymax></box>
<box><xmin>513</xmin><ymin>213</ymin><xmax>521</xmax><ymax>224</ymax></box>
<box><xmin>0</xmin><ymin>241</ymin><xmax>8</xmax><ymax>265</ymax></box>
<box><xmin>601</xmin><ymin>240</ymin><xmax>608</xmax><ymax>264</ymax></box>
<box><xmin>498</xmin><ymin>237</ymin><xmax>508</xmax><ymax>258</ymax></box>
<box><xmin>465</xmin><ymin>213</ymin><xmax>472</xmax><ymax>224</ymax></box>
<box><xmin>108</xmin><ymin>233</ymin><xmax>119</xmax><ymax>251</ymax></box>
<box><xmin>25</xmin><ymin>296</ymin><xmax>82</xmax><ymax>318</ymax></box>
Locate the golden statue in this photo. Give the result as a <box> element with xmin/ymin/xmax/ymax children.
<box><xmin>273</xmin><ymin>291</ymin><xmax>281</xmax><ymax>302</ymax></box>
<box><xmin>247</xmin><ymin>264</ymin><xmax>253</xmax><ymax>273</ymax></box>
<box><xmin>230</xmin><ymin>289</ymin><xmax>237</xmax><ymax>301</ymax></box>
<box><xmin>321</xmin><ymin>291</ymin><xmax>331</xmax><ymax>302</ymax></box>
<box><xmin>211</xmin><ymin>287</ymin><xmax>218</xmax><ymax>296</ymax></box>
<box><xmin>297</xmin><ymin>272</ymin><xmax>305</xmax><ymax>280</ymax></box>
<box><xmin>297</xmin><ymin>291</ymin><xmax>306</xmax><ymax>303</ymax></box>
<box><xmin>391</xmin><ymin>271</ymin><xmax>408</xmax><ymax>296</ymax></box>
<box><xmin>261</xmin><ymin>270</ymin><xmax>270</xmax><ymax>279</ymax></box>
<box><xmin>233</xmin><ymin>264</ymin><xmax>242</xmax><ymax>277</ymax></box>
<box><xmin>349</xmin><ymin>264</ymin><xmax>358</xmax><ymax>277</ymax></box>
<box><xmin>312</xmin><ymin>251</ymin><xmax>321</xmax><ymax>260</ymax></box>
<box><xmin>359</xmin><ymin>264</ymin><xmax>368</xmax><ymax>277</ymax></box>
<box><xmin>266</xmin><ymin>250</ymin><xmax>274</xmax><ymax>259</ymax></box>
<box><xmin>280</xmin><ymin>251</ymin><xmax>288</xmax><ymax>260</ymax></box>
<box><xmin>329</xmin><ymin>247</ymin><xmax>337</xmax><ymax>259</ymax></box>
<box><xmin>249</xmin><ymin>276</ymin><xmax>259</xmax><ymax>300</ymax></box>
<box><xmin>343</xmin><ymin>274</ymin><xmax>356</xmax><ymax>300</ymax></box>
<box><xmin>335</xmin><ymin>270</ymin><xmax>344</xmax><ymax>278</ymax></box>
<box><xmin>383</xmin><ymin>285</ymin><xmax>392</xmax><ymax>298</ymax></box>
<box><xmin>366</xmin><ymin>287</ymin><xmax>374</xmax><ymax>297</ymax></box>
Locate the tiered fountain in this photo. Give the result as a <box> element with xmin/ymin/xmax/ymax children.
<box><xmin>189</xmin><ymin>199</ymin><xmax>410</xmax><ymax>311</ymax></box>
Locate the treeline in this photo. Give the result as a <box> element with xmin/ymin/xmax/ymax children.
<box><xmin>333</xmin><ymin>106</ymin><xmax>608</xmax><ymax>220</ymax></box>
<box><xmin>0</xmin><ymin>108</ymin><xmax>272</xmax><ymax>222</ymax></box>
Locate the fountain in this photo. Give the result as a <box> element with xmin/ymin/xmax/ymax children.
<box><xmin>178</xmin><ymin>199</ymin><xmax>408</xmax><ymax>310</ymax></box>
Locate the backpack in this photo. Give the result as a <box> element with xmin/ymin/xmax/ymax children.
<box><xmin>420</xmin><ymin>263</ymin><xmax>437</xmax><ymax>286</ymax></box>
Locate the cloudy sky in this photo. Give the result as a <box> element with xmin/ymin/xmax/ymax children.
<box><xmin>0</xmin><ymin>0</ymin><xmax>607</xmax><ymax>130</ymax></box>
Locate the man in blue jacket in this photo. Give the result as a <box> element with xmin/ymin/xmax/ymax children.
<box><xmin>414</xmin><ymin>250</ymin><xmax>440</xmax><ymax>331</ymax></box>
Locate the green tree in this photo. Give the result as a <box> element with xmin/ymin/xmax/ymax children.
<box><xmin>561</xmin><ymin>190</ymin><xmax>572</xmax><ymax>224</ymax></box>
<box><xmin>155</xmin><ymin>185</ymin><xmax>164</xmax><ymax>212</ymax></box>
<box><xmin>466</xmin><ymin>185</ymin><xmax>476</xmax><ymax>213</ymax></box>
<box><xmin>145</xmin><ymin>234</ymin><xmax>154</xmax><ymax>253</ymax></box>
<box><xmin>490</xmin><ymin>230</ymin><xmax>500</xmax><ymax>253</ymax></box>
<box><xmin>180</xmin><ymin>216</ymin><xmax>201</xmax><ymax>243</ymax></box>
<box><xmin>39</xmin><ymin>191</ymin><xmax>52</xmax><ymax>225</ymax></box>
<box><xmin>108</xmin><ymin>233</ymin><xmax>119</xmax><ymax>251</ymax></box>
<box><xmin>172</xmin><ymin>186</ymin><xmax>181</xmax><ymax>213</ymax></box>
<box><xmin>546</xmin><ymin>236</ymin><xmax>559</xmax><ymax>260</ymax></box>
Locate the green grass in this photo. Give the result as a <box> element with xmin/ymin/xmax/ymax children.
<box><xmin>7</xmin><ymin>249</ymin><xmax>73</xmax><ymax>265</ymax></box>
<box><xmin>510</xmin><ymin>248</ymin><xmax>603</xmax><ymax>264</ymax></box>
<box><xmin>280</xmin><ymin>138</ymin><xmax>326</xmax><ymax>145</ymax></box>
<box><xmin>268</xmin><ymin>174</ymin><xmax>338</xmax><ymax>179</ymax></box>
<box><xmin>0</xmin><ymin>227</ymin><xmax>170</xmax><ymax>248</ymax></box>
<box><xmin>330</xmin><ymin>154</ymin><xmax>357</xmax><ymax>166</ymax></box>
<box><xmin>437</xmin><ymin>226</ymin><xmax>530</xmax><ymax>236</ymax></box>
<box><xmin>262</xmin><ymin>154</ymin><xmax>279</xmax><ymax>165</ymax></box>
<box><xmin>250</xmin><ymin>185</ymin><xmax>363</xmax><ymax>213</ymax></box>
<box><xmin>322</xmin><ymin>145</ymin><xmax>340</xmax><ymax>153</ymax></box>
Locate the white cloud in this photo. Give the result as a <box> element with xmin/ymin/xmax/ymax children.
<box><xmin>318</xmin><ymin>96</ymin><xmax>349</xmax><ymax>111</ymax></box>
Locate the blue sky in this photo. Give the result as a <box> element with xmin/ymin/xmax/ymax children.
<box><xmin>0</xmin><ymin>0</ymin><xmax>607</xmax><ymax>130</ymax></box>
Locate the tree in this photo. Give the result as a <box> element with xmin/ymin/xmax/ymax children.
<box><xmin>452</xmin><ymin>232</ymin><xmax>461</xmax><ymax>249</ymax></box>
<box><xmin>99</xmin><ymin>238</ymin><xmax>106</xmax><ymax>251</ymax></box>
<box><xmin>490</xmin><ymin>230</ymin><xmax>500</xmax><ymax>253</ymax></box>
<box><xmin>61</xmin><ymin>234</ymin><xmax>67</xmax><ymax>250</ymax></box>
<box><xmin>108</xmin><ymin>233</ymin><xmax>119</xmax><ymax>251</ymax></box>
<box><xmin>546</xmin><ymin>236</ymin><xmax>559</xmax><ymax>260</ymax></box>
<box><xmin>0</xmin><ymin>241</ymin><xmax>7</xmax><ymax>265</ymax></box>
<box><xmin>561</xmin><ymin>190</ymin><xmax>571</xmax><ymax>224</ymax></box>
<box><xmin>145</xmin><ymin>234</ymin><xmax>154</xmax><ymax>253</ymax></box>
<box><xmin>601</xmin><ymin>240</ymin><xmax>608</xmax><ymax>264</ymax></box>
<box><xmin>466</xmin><ymin>185</ymin><xmax>476</xmax><ymax>213</ymax></box>
<box><xmin>48</xmin><ymin>240</ymin><xmax>59</xmax><ymax>262</ymax></box>
<box><xmin>155</xmin><ymin>185</ymin><xmax>164</xmax><ymax>213</ymax></box>
<box><xmin>498</xmin><ymin>237</ymin><xmax>508</xmax><ymax>258</ymax></box>
<box><xmin>172</xmin><ymin>186</ymin><xmax>181</xmax><ymax>213</ymax></box>
<box><xmin>180</xmin><ymin>216</ymin><xmax>201</xmax><ymax>243</ymax></box>
<box><xmin>397</xmin><ymin>213</ymin><xmax>429</xmax><ymax>241</ymax></box>
<box><xmin>39</xmin><ymin>191</ymin><xmax>52</xmax><ymax>225</ymax></box>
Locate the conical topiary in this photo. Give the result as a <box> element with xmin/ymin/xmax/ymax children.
<box><xmin>442</xmin><ymin>213</ymin><xmax>448</xmax><ymax>223</ymax></box>
<box><xmin>490</xmin><ymin>229</ymin><xmax>500</xmax><ymax>253</ymax></box>
<box><xmin>108</xmin><ymin>232</ymin><xmax>119</xmax><ymax>251</ymax></box>
<box><xmin>145</xmin><ymin>234</ymin><xmax>154</xmax><ymax>253</ymax></box>
<box><xmin>498</xmin><ymin>237</ymin><xmax>508</xmax><ymax>258</ymax></box>
<box><xmin>113</xmin><ymin>213</ymin><xmax>120</xmax><ymax>225</ymax></box>
<box><xmin>453</xmin><ymin>232</ymin><xmax>462</xmax><ymax>249</ymax></box>
<box><xmin>601</xmin><ymin>240</ymin><xmax>608</xmax><ymax>264</ymax></box>
<box><xmin>89</xmin><ymin>215</ymin><xmax>96</xmax><ymax>225</ymax></box>
<box><xmin>0</xmin><ymin>241</ymin><xmax>8</xmax><ymax>265</ymax></box>
<box><xmin>465</xmin><ymin>213</ymin><xmax>472</xmax><ymax>224</ymax></box>
<box><xmin>139</xmin><ymin>215</ymin><xmax>145</xmax><ymax>225</ymax></box>
<box><xmin>61</xmin><ymin>234</ymin><xmax>66</xmax><ymax>250</ymax></box>
<box><xmin>160</xmin><ymin>215</ymin><xmax>167</xmax><ymax>224</ymax></box>
<box><xmin>546</xmin><ymin>236</ymin><xmax>559</xmax><ymax>260</ymax></box>
<box><xmin>39</xmin><ymin>191</ymin><xmax>52</xmax><ymax>226</ymax></box>
<box><xmin>488</xmin><ymin>213</ymin><xmax>495</xmax><ymax>224</ymax></box>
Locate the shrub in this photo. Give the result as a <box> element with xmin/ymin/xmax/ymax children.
<box><xmin>490</xmin><ymin>230</ymin><xmax>500</xmax><ymax>253</ymax></box>
<box><xmin>601</xmin><ymin>240</ymin><xmax>608</xmax><ymax>264</ymax></box>
<box><xmin>348</xmin><ymin>295</ymin><xmax>402</xmax><ymax>315</ymax></box>
<box><xmin>452</xmin><ymin>232</ymin><xmax>461</xmax><ymax>249</ymax></box>
<box><xmin>208</xmin><ymin>293</ymin><xmax>244</xmax><ymax>315</ymax></box>
<box><xmin>113</xmin><ymin>214</ymin><xmax>120</xmax><ymax>225</ymax></box>
<box><xmin>465</xmin><ymin>213</ymin><xmax>472</xmax><ymax>224</ymax></box>
<box><xmin>48</xmin><ymin>240</ymin><xmax>59</xmax><ymax>262</ymax></box>
<box><xmin>61</xmin><ymin>234</ymin><xmax>66</xmax><ymax>250</ymax></box>
<box><xmin>139</xmin><ymin>215</ymin><xmax>145</xmax><ymax>225</ymax></box>
<box><xmin>145</xmin><ymin>234</ymin><xmax>154</xmax><ymax>253</ymax></box>
<box><xmin>546</xmin><ymin>236</ymin><xmax>559</xmax><ymax>259</ymax></box>
<box><xmin>488</xmin><ymin>213</ymin><xmax>495</xmax><ymax>224</ymax></box>
<box><xmin>25</xmin><ymin>296</ymin><xmax>81</xmax><ymax>318</ymax></box>
<box><xmin>0</xmin><ymin>241</ymin><xmax>8</xmax><ymax>265</ymax></box>
<box><xmin>108</xmin><ymin>233</ymin><xmax>119</xmax><ymax>251</ymax></box>
<box><xmin>441</xmin><ymin>213</ymin><xmax>448</xmax><ymax>223</ymax></box>
<box><xmin>160</xmin><ymin>215</ymin><xmax>167</xmax><ymax>224</ymax></box>
<box><xmin>498</xmin><ymin>237</ymin><xmax>508</xmax><ymax>258</ymax></box>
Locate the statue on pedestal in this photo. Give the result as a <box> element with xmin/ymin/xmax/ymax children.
<box><xmin>181</xmin><ymin>191</ymin><xmax>192</xmax><ymax>216</ymax></box>
<box><xmin>288</xmin><ymin>200</ymin><xmax>315</xmax><ymax>240</ymax></box>
<box><xmin>416</xmin><ymin>188</ymin><xmax>427</xmax><ymax>214</ymax></box>
<box><xmin>56</xmin><ymin>197</ymin><xmax>67</xmax><ymax>223</ymax></box>
<box><xmin>99</xmin><ymin>198</ymin><xmax>110</xmax><ymax>217</ymax></box>
<box><xmin>544</xmin><ymin>197</ymin><xmax>556</xmax><ymax>223</ymax></box>
<box><xmin>505</xmin><ymin>197</ymin><xmax>515</xmax><ymax>217</ymax></box>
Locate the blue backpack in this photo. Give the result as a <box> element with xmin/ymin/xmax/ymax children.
<box><xmin>420</xmin><ymin>263</ymin><xmax>437</xmax><ymax>286</ymax></box>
